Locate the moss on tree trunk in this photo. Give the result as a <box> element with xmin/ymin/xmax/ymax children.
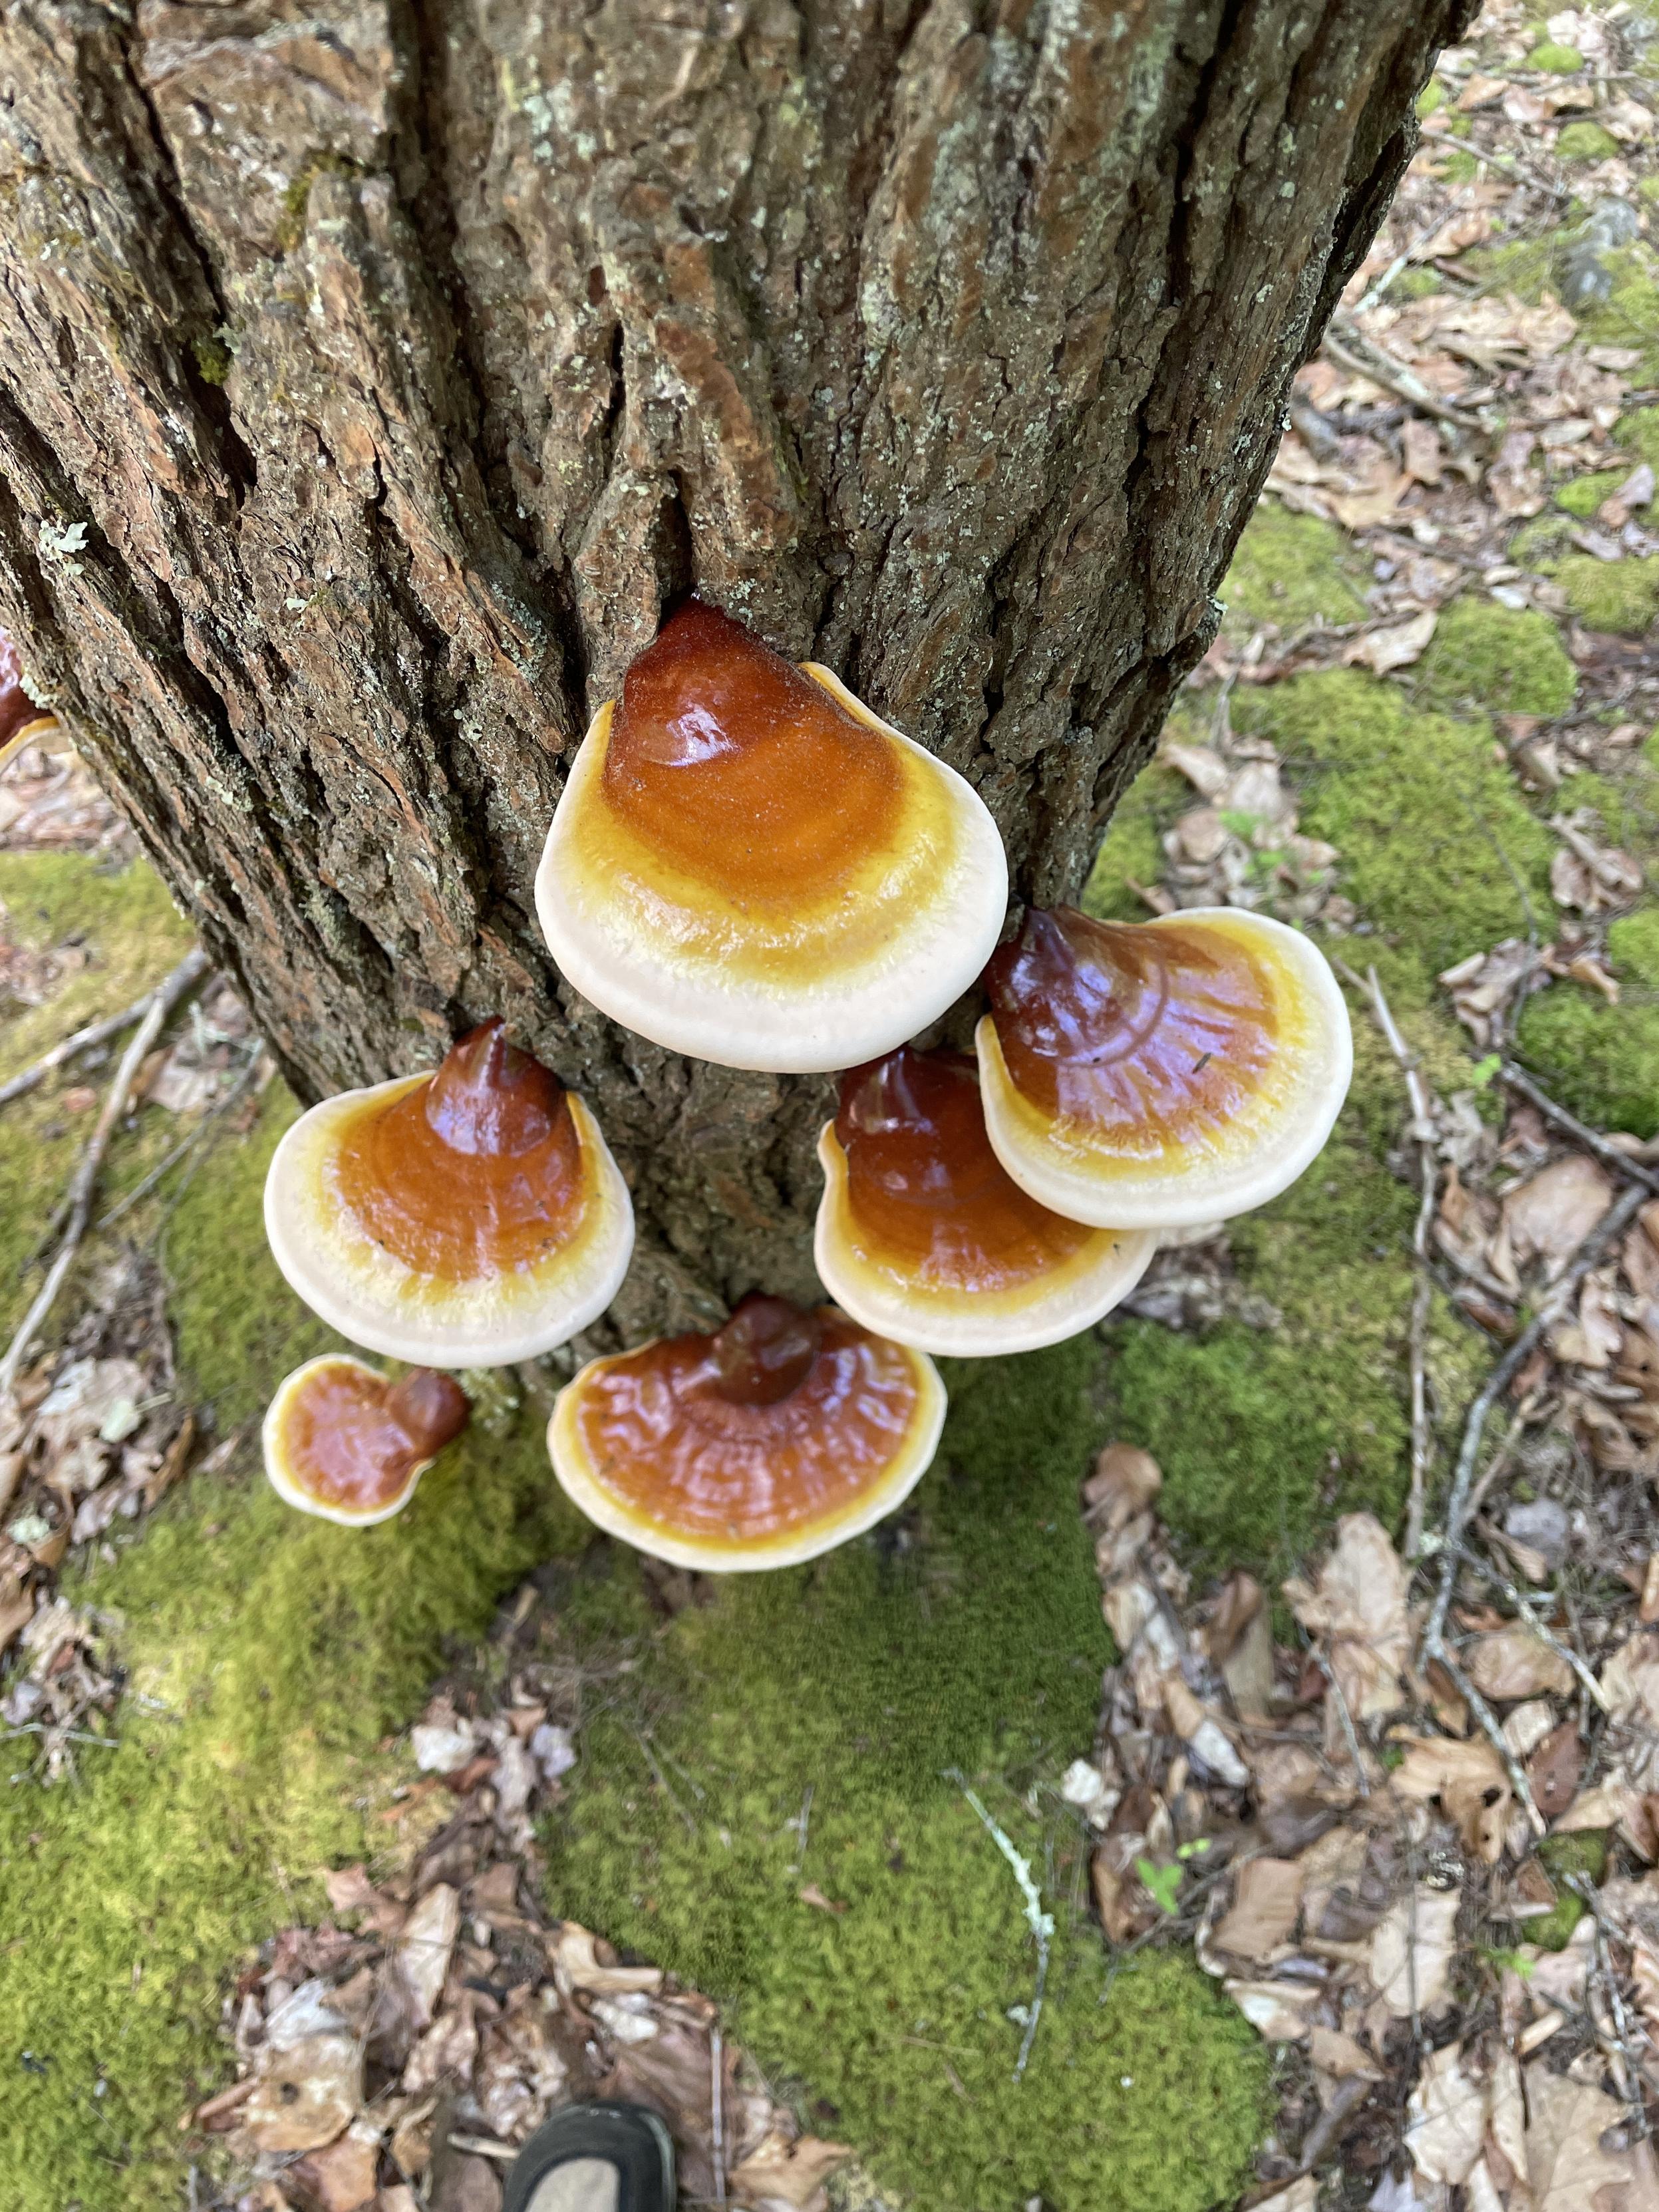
<box><xmin>0</xmin><ymin>0</ymin><xmax>1472</xmax><ymax>1333</ymax></box>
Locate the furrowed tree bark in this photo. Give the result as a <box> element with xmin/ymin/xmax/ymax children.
<box><xmin>0</xmin><ymin>0</ymin><xmax>1472</xmax><ymax>1340</ymax></box>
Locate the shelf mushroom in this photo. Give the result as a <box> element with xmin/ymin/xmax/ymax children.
<box><xmin>264</xmin><ymin>1356</ymin><xmax>470</xmax><ymax>1525</ymax></box>
<box><xmin>814</xmin><ymin>1047</ymin><xmax>1156</xmax><ymax>1355</ymax></box>
<box><xmin>0</xmin><ymin>629</ymin><xmax>59</xmax><ymax>771</ymax></box>
<box><xmin>547</xmin><ymin>1293</ymin><xmax>945</xmax><ymax>1571</ymax></box>
<box><xmin>265</xmin><ymin>1019</ymin><xmax>633</xmax><ymax>1366</ymax></box>
<box><xmin>975</xmin><ymin>905</ymin><xmax>1352</xmax><ymax>1229</ymax></box>
<box><xmin>534</xmin><ymin>598</ymin><xmax>1008</xmax><ymax>1072</ymax></box>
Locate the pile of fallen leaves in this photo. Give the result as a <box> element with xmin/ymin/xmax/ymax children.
<box><xmin>0</xmin><ymin>1257</ymin><xmax>207</xmax><ymax>1781</ymax></box>
<box><xmin>1071</xmin><ymin>1333</ymin><xmax>1659</xmax><ymax>2212</ymax></box>
<box><xmin>196</xmin><ymin>1678</ymin><xmax>850</xmax><ymax>2212</ymax></box>
<box><xmin>1195</xmin><ymin>0</ymin><xmax>1658</xmax><ymax>752</ymax></box>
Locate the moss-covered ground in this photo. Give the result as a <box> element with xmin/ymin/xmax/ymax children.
<box><xmin>5</xmin><ymin>159</ymin><xmax>1659</xmax><ymax>2208</ymax></box>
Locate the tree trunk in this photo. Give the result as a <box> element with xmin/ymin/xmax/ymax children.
<box><xmin>0</xmin><ymin>0</ymin><xmax>1470</xmax><ymax>1339</ymax></box>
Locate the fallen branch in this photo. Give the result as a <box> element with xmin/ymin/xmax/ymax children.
<box><xmin>1322</xmin><ymin>315</ymin><xmax>1488</xmax><ymax>437</ymax></box>
<box><xmin>0</xmin><ymin>946</ymin><xmax>210</xmax><ymax>1112</ymax></box>
<box><xmin>1341</xmin><ymin>961</ymin><xmax>1440</xmax><ymax>1558</ymax></box>
<box><xmin>1452</xmin><ymin>1537</ymin><xmax>1610</xmax><ymax>1714</ymax></box>
<box><xmin>1501</xmin><ymin>1062</ymin><xmax>1659</xmax><ymax>1201</ymax></box>
<box><xmin>0</xmin><ymin>954</ymin><xmax>206</xmax><ymax>1398</ymax></box>
<box><xmin>1423</xmin><ymin>1181</ymin><xmax>1649</xmax><ymax>1665</ymax></box>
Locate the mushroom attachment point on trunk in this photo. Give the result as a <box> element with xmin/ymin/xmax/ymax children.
<box><xmin>264</xmin><ymin>1019</ymin><xmax>633</xmax><ymax>1365</ymax></box>
<box><xmin>263</xmin><ymin>1356</ymin><xmax>470</xmax><ymax>1525</ymax></box>
<box><xmin>547</xmin><ymin>1292</ymin><xmax>946</xmax><ymax>1571</ymax></box>
<box><xmin>533</xmin><ymin>598</ymin><xmax>1008</xmax><ymax>1072</ymax></box>
<box><xmin>975</xmin><ymin>905</ymin><xmax>1352</xmax><ymax>1229</ymax></box>
<box><xmin>814</xmin><ymin>1046</ymin><xmax>1155</xmax><ymax>1354</ymax></box>
<box><xmin>0</xmin><ymin>629</ymin><xmax>60</xmax><ymax>770</ymax></box>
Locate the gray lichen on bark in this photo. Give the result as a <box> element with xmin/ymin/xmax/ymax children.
<box><xmin>0</xmin><ymin>0</ymin><xmax>1473</xmax><ymax>1335</ymax></box>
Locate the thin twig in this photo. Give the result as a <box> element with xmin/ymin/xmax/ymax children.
<box><xmin>90</xmin><ymin>1047</ymin><xmax>263</xmax><ymax>1235</ymax></box>
<box><xmin>949</xmin><ymin>1771</ymin><xmax>1053</xmax><ymax>2081</ymax></box>
<box><xmin>0</xmin><ymin>947</ymin><xmax>208</xmax><ymax>1110</ymax></box>
<box><xmin>1423</xmin><ymin>1182</ymin><xmax>1648</xmax><ymax>1661</ymax></box>
<box><xmin>1316</xmin><ymin>1652</ymin><xmax>1371</xmax><ymax>1800</ymax></box>
<box><xmin>1569</xmin><ymin>1875</ymin><xmax>1652</xmax><ymax>2139</ymax></box>
<box><xmin>710</xmin><ymin>2023</ymin><xmax>726</xmax><ymax>2206</ymax></box>
<box><xmin>0</xmin><ymin>971</ymin><xmax>194</xmax><ymax>1399</ymax></box>
<box><xmin>1501</xmin><ymin>1063</ymin><xmax>1659</xmax><ymax>1200</ymax></box>
<box><xmin>1354</xmin><ymin>964</ymin><xmax>1442</xmax><ymax>1557</ymax></box>
<box><xmin>1433</xmin><ymin>1647</ymin><xmax>1546</xmax><ymax>1838</ymax></box>
<box><xmin>1451</xmin><ymin>1538</ymin><xmax>1610</xmax><ymax>1714</ymax></box>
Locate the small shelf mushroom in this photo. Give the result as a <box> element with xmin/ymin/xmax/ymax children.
<box><xmin>975</xmin><ymin>905</ymin><xmax>1352</xmax><ymax>1229</ymax></box>
<box><xmin>265</xmin><ymin>1019</ymin><xmax>633</xmax><ymax>1366</ymax></box>
<box><xmin>814</xmin><ymin>1047</ymin><xmax>1156</xmax><ymax>1355</ymax></box>
<box><xmin>264</xmin><ymin>1356</ymin><xmax>470</xmax><ymax>1525</ymax></box>
<box><xmin>547</xmin><ymin>1293</ymin><xmax>945</xmax><ymax>1571</ymax></box>
<box><xmin>0</xmin><ymin>629</ymin><xmax>59</xmax><ymax>770</ymax></box>
<box><xmin>535</xmin><ymin>599</ymin><xmax>1008</xmax><ymax>1072</ymax></box>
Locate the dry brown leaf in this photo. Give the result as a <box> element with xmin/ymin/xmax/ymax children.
<box><xmin>1213</xmin><ymin>1857</ymin><xmax>1303</xmax><ymax>1962</ymax></box>
<box><xmin>1529</xmin><ymin>1723</ymin><xmax>1586</xmax><ymax>1821</ymax></box>
<box><xmin>1346</xmin><ymin>610</ymin><xmax>1438</xmax><ymax>674</ymax></box>
<box><xmin>1223</xmin><ymin>1977</ymin><xmax>1321</xmax><ymax>2041</ymax></box>
<box><xmin>1502</xmin><ymin>1156</ymin><xmax>1614</xmax><ymax>1279</ymax></box>
<box><xmin>1407</xmin><ymin>2038</ymin><xmax>1488</xmax><ymax>2186</ymax></box>
<box><xmin>1082</xmin><ymin>1442</ymin><xmax>1161</xmax><ymax>1531</ymax></box>
<box><xmin>728</xmin><ymin>2126</ymin><xmax>852</xmax><ymax>2211</ymax></box>
<box><xmin>1249</xmin><ymin>2183</ymin><xmax>1318</xmax><ymax>2212</ymax></box>
<box><xmin>289</xmin><ymin>2122</ymin><xmax>382</xmax><ymax>2212</ymax></box>
<box><xmin>547</xmin><ymin>1921</ymin><xmax>665</xmax><ymax>1998</ymax></box>
<box><xmin>1392</xmin><ymin>1734</ymin><xmax>1511</xmax><ymax>1862</ymax></box>
<box><xmin>1523</xmin><ymin>2064</ymin><xmax>1654</xmax><ymax>2212</ymax></box>
<box><xmin>1309</xmin><ymin>2024</ymin><xmax>1382</xmax><ymax>2079</ymax></box>
<box><xmin>396</xmin><ymin>1883</ymin><xmax>458</xmax><ymax>2028</ymax></box>
<box><xmin>1465</xmin><ymin>1625</ymin><xmax>1575</xmax><ymax>1702</ymax></box>
<box><xmin>1402</xmin><ymin>418</ymin><xmax>1445</xmax><ymax>486</ymax></box>
<box><xmin>243</xmin><ymin>2033</ymin><xmax>362</xmax><ymax>2154</ymax></box>
<box><xmin>1284</xmin><ymin>1512</ymin><xmax>1410</xmax><ymax>1723</ymax></box>
<box><xmin>1371</xmin><ymin>1885</ymin><xmax>1461</xmax><ymax>2017</ymax></box>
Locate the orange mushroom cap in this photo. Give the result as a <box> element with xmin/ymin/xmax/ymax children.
<box><xmin>534</xmin><ymin>599</ymin><xmax>1008</xmax><ymax>1072</ymax></box>
<box><xmin>814</xmin><ymin>1048</ymin><xmax>1155</xmax><ymax>1355</ymax></box>
<box><xmin>975</xmin><ymin>905</ymin><xmax>1352</xmax><ymax>1229</ymax></box>
<box><xmin>0</xmin><ymin>629</ymin><xmax>59</xmax><ymax>769</ymax></box>
<box><xmin>265</xmin><ymin>1020</ymin><xmax>633</xmax><ymax>1366</ymax></box>
<box><xmin>547</xmin><ymin>1293</ymin><xmax>945</xmax><ymax>1571</ymax></box>
<box><xmin>263</xmin><ymin>1356</ymin><xmax>470</xmax><ymax>1525</ymax></box>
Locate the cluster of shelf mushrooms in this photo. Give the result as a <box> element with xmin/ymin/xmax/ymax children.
<box><xmin>261</xmin><ymin>601</ymin><xmax>1354</xmax><ymax>1572</ymax></box>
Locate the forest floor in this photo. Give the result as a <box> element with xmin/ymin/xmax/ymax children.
<box><xmin>3</xmin><ymin>4</ymin><xmax>1659</xmax><ymax>2209</ymax></box>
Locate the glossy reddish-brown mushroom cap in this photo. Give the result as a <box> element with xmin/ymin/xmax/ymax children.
<box><xmin>263</xmin><ymin>1356</ymin><xmax>470</xmax><ymax>1525</ymax></box>
<box><xmin>547</xmin><ymin>1292</ymin><xmax>946</xmax><ymax>1571</ymax></box>
<box><xmin>814</xmin><ymin>1048</ymin><xmax>1155</xmax><ymax>1354</ymax></box>
<box><xmin>265</xmin><ymin>1019</ymin><xmax>634</xmax><ymax>1365</ymax></box>
<box><xmin>534</xmin><ymin>599</ymin><xmax>1008</xmax><ymax>1071</ymax></box>
<box><xmin>975</xmin><ymin>905</ymin><xmax>1352</xmax><ymax>1229</ymax></box>
<box><xmin>0</xmin><ymin>629</ymin><xmax>59</xmax><ymax>767</ymax></box>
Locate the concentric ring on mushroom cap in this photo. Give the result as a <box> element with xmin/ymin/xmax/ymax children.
<box><xmin>976</xmin><ymin>905</ymin><xmax>1353</xmax><ymax>1230</ymax></box>
<box><xmin>265</xmin><ymin>1021</ymin><xmax>634</xmax><ymax>1366</ymax></box>
<box><xmin>814</xmin><ymin>1048</ymin><xmax>1157</xmax><ymax>1356</ymax></box>
<box><xmin>547</xmin><ymin>1295</ymin><xmax>947</xmax><ymax>1572</ymax></box>
<box><xmin>264</xmin><ymin>1356</ymin><xmax>470</xmax><ymax>1527</ymax></box>
<box><xmin>533</xmin><ymin>599</ymin><xmax>1008</xmax><ymax>1073</ymax></box>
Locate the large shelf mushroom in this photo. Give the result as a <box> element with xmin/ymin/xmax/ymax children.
<box><xmin>265</xmin><ymin>1020</ymin><xmax>633</xmax><ymax>1366</ymax></box>
<box><xmin>975</xmin><ymin>905</ymin><xmax>1352</xmax><ymax>1229</ymax></box>
<box><xmin>547</xmin><ymin>1293</ymin><xmax>945</xmax><ymax>1571</ymax></box>
<box><xmin>265</xmin><ymin>1357</ymin><xmax>470</xmax><ymax>1525</ymax></box>
<box><xmin>814</xmin><ymin>1047</ymin><xmax>1155</xmax><ymax>1356</ymax></box>
<box><xmin>534</xmin><ymin>599</ymin><xmax>1008</xmax><ymax>1072</ymax></box>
